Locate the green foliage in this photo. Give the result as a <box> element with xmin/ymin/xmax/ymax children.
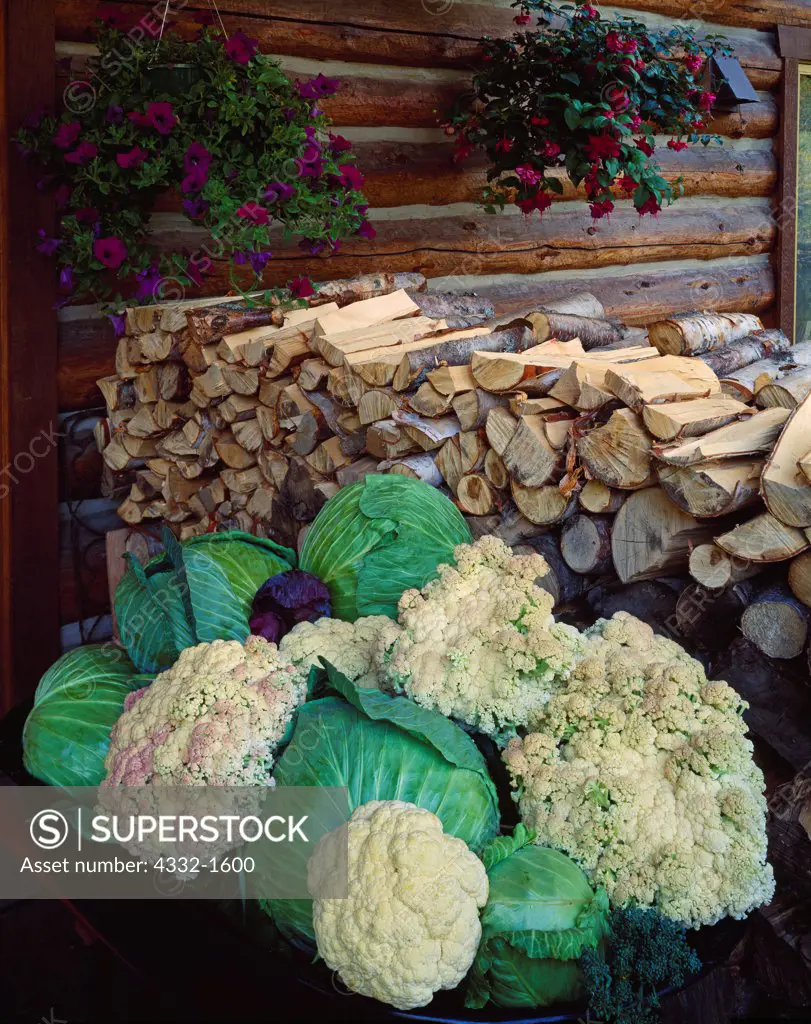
<box><xmin>16</xmin><ymin>19</ymin><xmax>371</xmax><ymax>314</ymax></box>
<box><xmin>115</xmin><ymin>529</ymin><xmax>295</xmax><ymax>673</ymax></box>
<box><xmin>23</xmin><ymin>645</ymin><xmax>151</xmax><ymax>786</ymax></box>
<box><xmin>466</xmin><ymin>825</ymin><xmax>611</xmax><ymax>1009</ymax></box>
<box><xmin>448</xmin><ymin>0</ymin><xmax>730</xmax><ymax>221</ymax></box>
<box><xmin>299</xmin><ymin>474</ymin><xmax>472</xmax><ymax>621</ymax></box>
<box><xmin>581</xmin><ymin>907</ymin><xmax>702</xmax><ymax>1024</ymax></box>
<box><xmin>263</xmin><ymin>664</ymin><xmax>500</xmax><ymax>944</ymax></box>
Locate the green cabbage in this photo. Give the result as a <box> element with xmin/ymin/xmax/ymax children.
<box><xmin>115</xmin><ymin>529</ymin><xmax>296</xmax><ymax>673</ymax></box>
<box><xmin>262</xmin><ymin>663</ymin><xmax>500</xmax><ymax>944</ymax></box>
<box><xmin>23</xmin><ymin>645</ymin><xmax>150</xmax><ymax>787</ymax></box>
<box><xmin>299</xmin><ymin>474</ymin><xmax>472</xmax><ymax>621</ymax></box>
<box><xmin>466</xmin><ymin>825</ymin><xmax>610</xmax><ymax>1009</ymax></box>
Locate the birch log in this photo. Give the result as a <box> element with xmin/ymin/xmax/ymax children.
<box><xmin>649</xmin><ymin>312</ymin><xmax>764</xmax><ymax>356</ymax></box>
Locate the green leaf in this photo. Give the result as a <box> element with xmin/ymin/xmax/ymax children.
<box><xmin>181</xmin><ymin>547</ymin><xmax>251</xmax><ymax>643</ymax></box>
<box><xmin>563</xmin><ymin>106</ymin><xmax>581</xmax><ymax>130</ymax></box>
<box><xmin>115</xmin><ymin>555</ymin><xmax>187</xmax><ymax>673</ymax></box>
<box><xmin>23</xmin><ymin>645</ymin><xmax>151</xmax><ymax>787</ymax></box>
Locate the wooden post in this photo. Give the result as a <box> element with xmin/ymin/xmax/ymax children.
<box><xmin>0</xmin><ymin>0</ymin><xmax>59</xmax><ymax>713</ymax></box>
<box><xmin>777</xmin><ymin>43</ymin><xmax>799</xmax><ymax>340</ymax></box>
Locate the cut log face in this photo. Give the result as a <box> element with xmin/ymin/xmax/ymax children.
<box><xmin>409</xmin><ymin>381</ymin><xmax>453</xmax><ymax>417</ymax></box>
<box><xmin>561</xmin><ymin>514</ymin><xmax>614</xmax><ymax>574</ymax></box>
<box><xmin>502</xmin><ymin>415</ymin><xmax>558</xmax><ymax>486</ymax></box>
<box><xmin>454</xmin><ymin>389</ymin><xmax>508</xmax><ymax>431</ymax></box>
<box><xmin>653</xmin><ymin>406</ymin><xmax>790</xmax><ymax>466</ymax></box>
<box><xmin>689</xmin><ymin>544</ymin><xmax>761</xmax><ymax>589</ymax></box>
<box><xmin>435</xmin><ymin>431</ymin><xmax>486</xmax><ymax>492</ymax></box>
<box><xmin>649</xmin><ymin>311</ymin><xmax>763</xmax><ymax>356</ymax></box>
<box><xmin>471</xmin><ymin>343</ymin><xmax>655</xmax><ymax>393</ymax></box>
<box><xmin>317</xmin><ymin>315</ymin><xmax>442</xmax><ymax>367</ymax></box>
<box><xmin>741</xmin><ymin>584</ymin><xmax>810</xmax><ymax>659</ymax></box>
<box><xmin>716</xmin><ymin>512</ymin><xmax>810</xmax><ymax>562</ymax></box>
<box><xmin>484</xmin><ymin>449</ymin><xmax>510</xmax><ymax>490</ymax></box>
<box><xmin>642</xmin><ymin>395</ymin><xmax>751</xmax><ymax>441</ymax></box>
<box><xmin>526</xmin><ymin>311</ymin><xmax>622</xmax><ymax>348</ymax></box>
<box><xmin>378</xmin><ymin>453</ymin><xmax>442</xmax><ymax>487</ymax></box>
<box><xmin>720</xmin><ymin>358</ymin><xmax>788</xmax><ymax>401</ymax></box>
<box><xmin>761</xmin><ymin>393</ymin><xmax>811</xmax><ymax>528</ymax></box>
<box><xmin>788</xmin><ymin>550</ymin><xmax>811</xmax><ymax>609</ymax></box>
<box><xmin>658</xmin><ymin>458</ymin><xmax>763</xmax><ymax>517</ymax></box>
<box><xmin>510</xmin><ymin>481</ymin><xmax>572</xmax><ymax>525</ymax></box>
<box><xmin>549</xmin><ymin>360</ymin><xmax>616</xmax><ymax>411</ymax></box>
<box><xmin>457</xmin><ymin>473</ymin><xmax>497</xmax><ymax>515</ymax></box>
<box><xmin>427</xmin><ymin>365</ymin><xmax>476</xmax><ymax>397</ymax></box>
<box><xmin>485</xmin><ymin>407</ymin><xmax>518</xmax><ymax>456</ymax></box>
<box><xmin>391</xmin><ymin>326</ymin><xmax>520</xmax><ymax>392</ymax></box>
<box><xmin>756</xmin><ymin>366</ymin><xmax>811</xmax><ymax>409</ymax></box>
<box><xmin>579</xmin><ymin>479</ymin><xmax>625</xmax><ymax>514</ymax></box>
<box><xmin>313</xmin><ymin>289</ymin><xmax>419</xmax><ymax>339</ymax></box>
<box><xmin>611</xmin><ymin>487</ymin><xmax>713</xmax><ymax>583</ymax></box>
<box><xmin>577</xmin><ymin>408</ymin><xmax>653</xmax><ymax>489</ymax></box>
<box><xmin>603</xmin><ymin>355</ymin><xmax>720</xmax><ymax>410</ymax></box>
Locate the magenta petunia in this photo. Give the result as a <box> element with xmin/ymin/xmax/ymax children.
<box><xmin>94</xmin><ymin>236</ymin><xmax>128</xmax><ymax>269</ymax></box>
<box><xmin>224</xmin><ymin>30</ymin><xmax>258</xmax><ymax>64</ymax></box>
<box><xmin>263</xmin><ymin>181</ymin><xmax>296</xmax><ymax>204</ymax></box>
<box><xmin>297</xmin><ymin>73</ymin><xmax>340</xmax><ymax>100</ymax></box>
<box><xmin>64</xmin><ymin>141</ymin><xmax>98</xmax><ymax>165</ymax></box>
<box><xmin>146</xmin><ymin>101</ymin><xmax>177</xmax><ymax>135</ymax></box>
<box><xmin>356</xmin><ymin>220</ymin><xmax>377</xmax><ymax>240</ymax></box>
<box><xmin>236</xmin><ymin>203</ymin><xmax>270</xmax><ymax>225</ymax></box>
<box><xmin>184</xmin><ymin>142</ymin><xmax>212</xmax><ymax>171</ymax></box>
<box><xmin>116</xmin><ymin>145</ymin><xmax>149</xmax><ymax>169</ymax></box>
<box><xmin>328</xmin><ymin>133</ymin><xmax>353</xmax><ymax>155</ymax></box>
<box><xmin>75</xmin><ymin>206</ymin><xmax>99</xmax><ymax>224</ymax></box>
<box><xmin>289</xmin><ymin>275</ymin><xmax>315</xmax><ymax>299</ymax></box>
<box><xmin>135</xmin><ymin>265</ymin><xmax>163</xmax><ymax>302</ymax></box>
<box><xmin>128</xmin><ymin>110</ymin><xmax>152</xmax><ymax>128</ymax></box>
<box><xmin>181</xmin><ymin>166</ymin><xmax>208</xmax><ymax>194</ymax></box>
<box><xmin>339</xmin><ymin>164</ymin><xmax>365</xmax><ymax>191</ymax></box>
<box><xmin>53</xmin><ymin>121</ymin><xmax>81</xmax><ymax>149</ymax></box>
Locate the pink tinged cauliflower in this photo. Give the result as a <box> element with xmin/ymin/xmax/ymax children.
<box><xmin>378</xmin><ymin>535</ymin><xmax>582</xmax><ymax>738</ymax></box>
<box><xmin>102</xmin><ymin>636</ymin><xmax>308</xmax><ymax>786</ymax></box>
<box><xmin>309</xmin><ymin>801</ymin><xmax>488</xmax><ymax>1011</ymax></box>
<box><xmin>503</xmin><ymin>611</ymin><xmax>775</xmax><ymax>929</ymax></box>
<box><xmin>279</xmin><ymin>614</ymin><xmax>402</xmax><ymax>689</ymax></box>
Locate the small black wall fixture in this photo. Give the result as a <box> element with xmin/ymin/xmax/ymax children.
<box><xmin>708</xmin><ymin>55</ymin><xmax>759</xmax><ymax>110</ymax></box>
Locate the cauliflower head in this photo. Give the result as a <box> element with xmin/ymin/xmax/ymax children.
<box><xmin>310</xmin><ymin>800</ymin><xmax>488</xmax><ymax>1010</ymax></box>
<box><xmin>279</xmin><ymin>614</ymin><xmax>402</xmax><ymax>690</ymax></box>
<box><xmin>503</xmin><ymin>612</ymin><xmax>775</xmax><ymax>929</ymax></box>
<box><xmin>103</xmin><ymin>636</ymin><xmax>307</xmax><ymax>786</ymax></box>
<box><xmin>378</xmin><ymin>535</ymin><xmax>582</xmax><ymax>738</ymax></box>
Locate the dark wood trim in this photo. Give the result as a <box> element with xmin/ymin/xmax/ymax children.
<box><xmin>778</xmin><ymin>25</ymin><xmax>811</xmax><ymax>61</ymax></box>
<box><xmin>0</xmin><ymin>0</ymin><xmax>60</xmax><ymax>713</ymax></box>
<box><xmin>778</xmin><ymin>55</ymin><xmax>799</xmax><ymax>340</ymax></box>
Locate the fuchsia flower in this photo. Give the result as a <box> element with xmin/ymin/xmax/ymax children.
<box><xmin>531</xmin><ymin>115</ymin><xmax>550</xmax><ymax>127</ymax></box>
<box><xmin>590</xmin><ymin>198</ymin><xmax>615</xmax><ymax>219</ymax></box>
<box><xmin>606</xmin><ymin>31</ymin><xmax>624</xmax><ymax>53</ymax></box>
<box><xmin>453</xmin><ymin>134</ymin><xmax>474</xmax><ymax>162</ymax></box>
<box><xmin>585</xmin><ymin>133</ymin><xmax>620</xmax><ymax>161</ymax></box>
<box><xmin>94</xmin><ymin>236</ymin><xmax>128</xmax><ymax>269</ymax></box>
<box><xmin>543</xmin><ymin>141</ymin><xmax>561</xmax><ymax>159</ymax></box>
<box><xmin>515</xmin><ymin>164</ymin><xmax>543</xmax><ymax>188</ymax></box>
<box><xmin>667</xmin><ymin>138</ymin><xmax>689</xmax><ymax>151</ymax></box>
<box><xmin>618</xmin><ymin>174</ymin><xmax>637</xmax><ymax>193</ymax></box>
<box><xmin>634</xmin><ymin>136</ymin><xmax>654</xmax><ymax>157</ymax></box>
<box><xmin>496</xmin><ymin>137</ymin><xmax>514</xmax><ymax>154</ymax></box>
<box><xmin>237</xmin><ymin>203</ymin><xmax>270</xmax><ymax>225</ymax></box>
<box><xmin>53</xmin><ymin>121</ymin><xmax>81</xmax><ymax>149</ymax></box>
<box><xmin>289</xmin><ymin>275</ymin><xmax>315</xmax><ymax>299</ymax></box>
<box><xmin>637</xmin><ymin>196</ymin><xmax>661</xmax><ymax>216</ymax></box>
<box><xmin>516</xmin><ymin>189</ymin><xmax>552</xmax><ymax>216</ymax></box>
<box><xmin>65</xmin><ymin>141</ymin><xmax>98</xmax><ymax>165</ymax></box>
<box><xmin>514</xmin><ymin>12</ymin><xmax>533</xmax><ymax>24</ymax></box>
<box><xmin>116</xmin><ymin>145</ymin><xmax>148</xmax><ymax>169</ymax></box>
<box><xmin>225</xmin><ymin>30</ymin><xmax>259</xmax><ymax>64</ymax></box>
<box><xmin>605</xmin><ymin>84</ymin><xmax>630</xmax><ymax>112</ymax></box>
<box><xmin>684</xmin><ymin>53</ymin><xmax>704</xmax><ymax>75</ymax></box>
<box><xmin>698</xmin><ymin>91</ymin><xmax>716</xmax><ymax>111</ymax></box>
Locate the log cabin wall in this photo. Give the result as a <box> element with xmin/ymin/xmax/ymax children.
<box><xmin>52</xmin><ymin>0</ymin><xmax>796</xmax><ymax>641</ymax></box>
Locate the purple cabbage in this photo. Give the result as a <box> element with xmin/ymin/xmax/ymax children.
<box><xmin>249</xmin><ymin>570</ymin><xmax>330</xmax><ymax>643</ymax></box>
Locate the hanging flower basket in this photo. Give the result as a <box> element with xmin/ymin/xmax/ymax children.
<box><xmin>142</xmin><ymin>62</ymin><xmax>203</xmax><ymax>96</ymax></box>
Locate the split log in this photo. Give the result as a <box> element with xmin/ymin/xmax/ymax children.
<box><xmin>348</xmin><ymin>326</ymin><xmax>492</xmax><ymax>386</ymax></box>
<box><xmin>761</xmin><ymin>394</ymin><xmax>811</xmax><ymax>527</ymax></box>
<box><xmin>579</xmin><ymin>480</ymin><xmax>625</xmax><ymax>514</ymax></box>
<box><xmin>511</xmin><ymin>481</ymin><xmax>573</xmax><ymax>526</ymax></box>
<box><xmin>392</xmin><ymin>325</ymin><xmax>530</xmax><ymax>392</ymax></box>
<box><xmin>471</xmin><ymin>342</ymin><xmax>655</xmax><ymax>393</ymax></box>
<box><xmin>213</xmin><ymin>432</ymin><xmax>256</xmax><ymax>470</ymax></box>
<box><xmin>788</xmin><ymin>551</ymin><xmax>811</xmax><ymax>609</ymax></box>
<box><xmin>689</xmin><ymin>544</ymin><xmax>762</xmax><ymax>589</ymax></box>
<box><xmin>720</xmin><ymin>358</ymin><xmax>788</xmax><ymax>401</ymax></box>
<box><xmin>357</xmin><ymin>389</ymin><xmax>400</xmax><ymax>425</ymax></box>
<box><xmin>577</xmin><ymin>409</ymin><xmax>653</xmax><ymax>489</ymax></box>
<box><xmin>297</xmin><ymin>358</ymin><xmax>330</xmax><ymax>392</ymax></box>
<box><xmin>603</xmin><ymin>355</ymin><xmax>720</xmax><ymax>410</ymax></box>
<box><xmin>561</xmin><ymin>515</ymin><xmax>614</xmax><ymax>574</ymax></box>
<box><xmin>366</xmin><ymin>419</ymin><xmax>418</xmax><ymax>460</ymax></box>
<box><xmin>435</xmin><ymin>432</ymin><xmax>487</xmax><ymax>492</ymax></box>
<box><xmin>741</xmin><ymin>584</ymin><xmax>809</xmax><ymax>659</ymax></box>
<box><xmin>393</xmin><ymin>410</ymin><xmax>461</xmax><ymax>451</ymax></box>
<box><xmin>611</xmin><ymin>487</ymin><xmax>713</xmax><ymax>582</ymax></box>
<box><xmin>336</xmin><ymin>456</ymin><xmax>379</xmax><ymax>487</ymax></box>
<box><xmin>313</xmin><ymin>288</ymin><xmax>420</xmax><ymax>339</ymax></box>
<box><xmin>549</xmin><ymin>360</ymin><xmax>616</xmax><ymax>411</ymax></box>
<box><xmin>756</xmin><ymin>366</ymin><xmax>811</xmax><ymax>409</ymax></box>
<box><xmin>509</xmin><ymin>395</ymin><xmax>569</xmax><ymax>418</ymax></box>
<box><xmin>697</xmin><ymin>328</ymin><xmax>792</xmax><ymax>377</ymax></box>
<box><xmin>454</xmin><ymin>389</ymin><xmax>508</xmax><ymax>431</ymax></box>
<box><xmin>502</xmin><ymin>415</ymin><xmax>558</xmax><ymax>487</ymax></box>
<box><xmin>716</xmin><ymin>512</ymin><xmax>810</xmax><ymax>563</ymax></box>
<box><xmin>408</xmin><ymin>292</ymin><xmax>495</xmax><ymax>327</ymax></box>
<box><xmin>317</xmin><ymin>315</ymin><xmax>441</xmax><ymax>366</ymax></box>
<box><xmin>658</xmin><ymin>458</ymin><xmax>763</xmax><ymax>517</ymax></box>
<box><xmin>484</xmin><ymin>449</ymin><xmax>509</xmax><ymax>490</ymax></box>
<box><xmin>518</xmin><ymin>533</ymin><xmax>589</xmax><ymax>606</ymax></box>
<box><xmin>457</xmin><ymin>473</ymin><xmax>497</xmax><ymax>516</ymax></box>
<box><xmin>378</xmin><ymin>453</ymin><xmax>443</xmax><ymax>486</ymax></box>
<box><xmin>409</xmin><ymin>382</ymin><xmax>453</xmax><ymax>417</ymax></box>
<box><xmin>649</xmin><ymin>311</ymin><xmax>764</xmax><ymax>356</ymax></box>
<box><xmin>306</xmin><ymin>436</ymin><xmax>352</xmax><ymax>477</ymax></box>
<box><xmin>642</xmin><ymin>395</ymin><xmax>751</xmax><ymax>442</ymax></box>
<box><xmin>799</xmin><ymin>449</ymin><xmax>811</xmax><ymax>485</ymax></box>
<box><xmin>427</xmin><ymin>365</ymin><xmax>476</xmax><ymax>397</ymax></box>
<box><xmin>652</xmin><ymin>406</ymin><xmax>789</xmax><ymax>466</ymax></box>
<box><xmin>485</xmin><ymin>407</ymin><xmax>518</xmax><ymax>456</ymax></box>
<box><xmin>524</xmin><ymin>311</ymin><xmax>623</xmax><ymax>348</ymax></box>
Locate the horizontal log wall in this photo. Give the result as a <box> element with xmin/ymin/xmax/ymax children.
<box><xmin>51</xmin><ymin>0</ymin><xmax>792</xmax><ymax>628</ymax></box>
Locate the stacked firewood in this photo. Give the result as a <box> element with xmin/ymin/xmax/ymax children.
<box><xmin>95</xmin><ymin>277</ymin><xmax>811</xmax><ymax>664</ymax></box>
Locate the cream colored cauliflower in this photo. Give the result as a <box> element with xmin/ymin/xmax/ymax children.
<box><xmin>503</xmin><ymin>611</ymin><xmax>775</xmax><ymax>929</ymax></box>
<box><xmin>279</xmin><ymin>614</ymin><xmax>402</xmax><ymax>690</ymax></box>
<box><xmin>309</xmin><ymin>800</ymin><xmax>488</xmax><ymax>1010</ymax></box>
<box><xmin>378</xmin><ymin>536</ymin><xmax>582</xmax><ymax>738</ymax></box>
<box><xmin>103</xmin><ymin>636</ymin><xmax>307</xmax><ymax>786</ymax></box>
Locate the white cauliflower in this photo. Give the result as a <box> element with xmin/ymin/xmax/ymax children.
<box><xmin>279</xmin><ymin>614</ymin><xmax>402</xmax><ymax>690</ymax></box>
<box><xmin>309</xmin><ymin>800</ymin><xmax>488</xmax><ymax>1010</ymax></box>
<box><xmin>103</xmin><ymin>636</ymin><xmax>307</xmax><ymax>786</ymax></box>
<box><xmin>378</xmin><ymin>536</ymin><xmax>582</xmax><ymax>738</ymax></box>
<box><xmin>503</xmin><ymin>611</ymin><xmax>775</xmax><ymax>929</ymax></box>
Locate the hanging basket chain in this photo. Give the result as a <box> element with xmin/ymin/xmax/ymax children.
<box><xmin>151</xmin><ymin>0</ymin><xmax>229</xmax><ymax>64</ymax></box>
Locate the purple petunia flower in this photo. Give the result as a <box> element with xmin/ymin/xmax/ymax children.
<box><xmin>59</xmin><ymin>266</ymin><xmax>75</xmax><ymax>292</ymax></box>
<box><xmin>329</xmin><ymin>133</ymin><xmax>353</xmax><ymax>155</ymax></box>
<box><xmin>296</xmin><ymin>73</ymin><xmax>340</xmax><ymax>100</ymax></box>
<box><xmin>182</xmin><ymin>197</ymin><xmax>210</xmax><ymax>219</ymax></box>
<box><xmin>263</xmin><ymin>181</ymin><xmax>296</xmax><ymax>204</ymax></box>
<box><xmin>116</xmin><ymin>145</ymin><xmax>148</xmax><ymax>169</ymax></box>
<box><xmin>135</xmin><ymin>265</ymin><xmax>164</xmax><ymax>302</ymax></box>
<box><xmin>356</xmin><ymin>220</ymin><xmax>377</xmax><ymax>240</ymax></box>
<box><xmin>224</xmin><ymin>30</ymin><xmax>258</xmax><ymax>64</ymax></box>
<box><xmin>106</xmin><ymin>105</ymin><xmax>125</xmax><ymax>124</ymax></box>
<box><xmin>181</xmin><ymin>166</ymin><xmax>209</xmax><ymax>194</ymax></box>
<box><xmin>184</xmin><ymin>142</ymin><xmax>212</xmax><ymax>172</ymax></box>
<box><xmin>108</xmin><ymin>312</ymin><xmax>127</xmax><ymax>338</ymax></box>
<box><xmin>249</xmin><ymin>570</ymin><xmax>331</xmax><ymax>644</ymax></box>
<box><xmin>65</xmin><ymin>141</ymin><xmax>97</xmax><ymax>165</ymax></box>
<box><xmin>299</xmin><ymin>238</ymin><xmax>327</xmax><ymax>256</ymax></box>
<box><xmin>53</xmin><ymin>121</ymin><xmax>81</xmax><ymax>149</ymax></box>
<box><xmin>236</xmin><ymin>203</ymin><xmax>270</xmax><ymax>226</ymax></box>
<box><xmin>93</xmin><ymin>236</ymin><xmax>128</xmax><ymax>270</ymax></box>
<box><xmin>75</xmin><ymin>207</ymin><xmax>99</xmax><ymax>225</ymax></box>
<box><xmin>146</xmin><ymin>101</ymin><xmax>177</xmax><ymax>136</ymax></box>
<box><xmin>36</xmin><ymin>229</ymin><xmax>61</xmax><ymax>256</ymax></box>
<box><xmin>340</xmin><ymin>164</ymin><xmax>365</xmax><ymax>191</ymax></box>
<box><xmin>185</xmin><ymin>259</ymin><xmax>205</xmax><ymax>287</ymax></box>
<box><xmin>295</xmin><ymin>156</ymin><xmax>324</xmax><ymax>179</ymax></box>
